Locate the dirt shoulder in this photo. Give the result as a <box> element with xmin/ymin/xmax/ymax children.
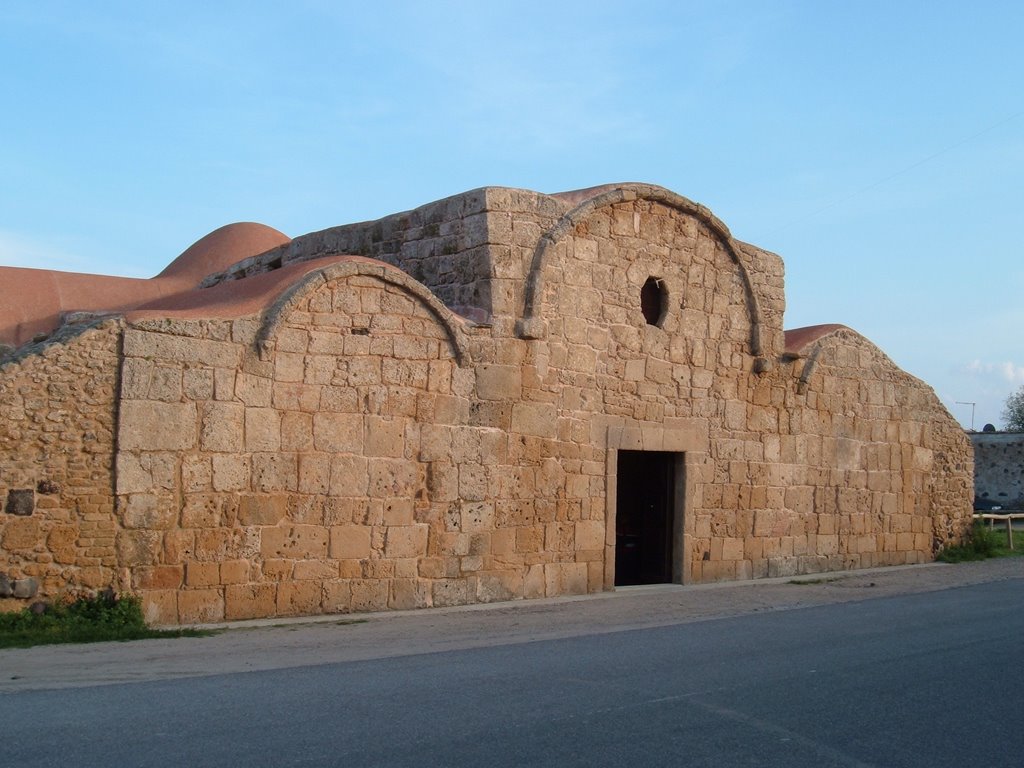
<box><xmin>2</xmin><ymin>558</ymin><xmax>1021</xmax><ymax>693</ymax></box>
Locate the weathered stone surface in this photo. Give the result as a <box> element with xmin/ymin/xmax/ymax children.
<box><xmin>120</xmin><ymin>401</ymin><xmax>197</xmax><ymax>450</ymax></box>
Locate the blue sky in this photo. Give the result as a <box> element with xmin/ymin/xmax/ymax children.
<box><xmin>2</xmin><ymin>1</ymin><xmax>1021</xmax><ymax>429</ymax></box>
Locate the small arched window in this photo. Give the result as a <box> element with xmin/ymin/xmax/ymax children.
<box><xmin>640</xmin><ymin>277</ymin><xmax>667</xmax><ymax>327</ymax></box>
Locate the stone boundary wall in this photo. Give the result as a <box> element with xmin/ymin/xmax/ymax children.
<box><xmin>970</xmin><ymin>432</ymin><xmax>1024</xmax><ymax>508</ymax></box>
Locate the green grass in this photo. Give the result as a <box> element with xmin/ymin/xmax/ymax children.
<box><xmin>936</xmin><ymin>522</ymin><xmax>1024</xmax><ymax>563</ymax></box>
<box><xmin>0</xmin><ymin>592</ymin><xmax>213</xmax><ymax>649</ymax></box>
<box><xmin>787</xmin><ymin>576</ymin><xmax>844</xmax><ymax>585</ymax></box>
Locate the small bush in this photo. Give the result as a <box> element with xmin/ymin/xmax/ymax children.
<box><xmin>937</xmin><ymin>522</ymin><xmax>1012</xmax><ymax>563</ymax></box>
<box><xmin>0</xmin><ymin>591</ymin><xmax>211</xmax><ymax>649</ymax></box>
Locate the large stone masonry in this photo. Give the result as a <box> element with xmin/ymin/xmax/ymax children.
<box><xmin>0</xmin><ymin>183</ymin><xmax>973</xmax><ymax>623</ymax></box>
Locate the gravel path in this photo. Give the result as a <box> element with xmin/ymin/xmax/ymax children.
<box><xmin>2</xmin><ymin>557</ymin><xmax>1021</xmax><ymax>693</ymax></box>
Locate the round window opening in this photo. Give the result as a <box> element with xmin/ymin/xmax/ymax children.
<box><xmin>641</xmin><ymin>277</ymin><xmax>667</xmax><ymax>326</ymax></box>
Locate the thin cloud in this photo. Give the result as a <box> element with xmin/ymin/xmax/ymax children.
<box><xmin>1001</xmin><ymin>362</ymin><xmax>1024</xmax><ymax>384</ymax></box>
<box><xmin>0</xmin><ymin>230</ymin><xmax>85</xmax><ymax>272</ymax></box>
<box><xmin>962</xmin><ymin>359</ymin><xmax>1024</xmax><ymax>384</ymax></box>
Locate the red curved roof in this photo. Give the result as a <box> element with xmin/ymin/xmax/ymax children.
<box><xmin>156</xmin><ymin>222</ymin><xmax>289</xmax><ymax>282</ymax></box>
<box><xmin>784</xmin><ymin>324</ymin><xmax>850</xmax><ymax>356</ymax></box>
<box><xmin>126</xmin><ymin>256</ymin><xmax>388</xmax><ymax>322</ymax></box>
<box><xmin>0</xmin><ymin>223</ymin><xmax>291</xmax><ymax>348</ymax></box>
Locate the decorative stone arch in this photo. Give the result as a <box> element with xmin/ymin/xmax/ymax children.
<box><xmin>255</xmin><ymin>259</ymin><xmax>472</xmax><ymax>365</ymax></box>
<box><xmin>516</xmin><ymin>183</ymin><xmax>770</xmax><ymax>371</ymax></box>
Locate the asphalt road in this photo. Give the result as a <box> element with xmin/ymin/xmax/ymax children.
<box><xmin>1</xmin><ymin>563</ymin><xmax>1022</xmax><ymax>767</ymax></box>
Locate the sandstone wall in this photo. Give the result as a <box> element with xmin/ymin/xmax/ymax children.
<box><xmin>778</xmin><ymin>329</ymin><xmax>973</xmax><ymax>574</ymax></box>
<box><xmin>0</xmin><ymin>322</ymin><xmax>122</xmax><ymax>608</ymax></box>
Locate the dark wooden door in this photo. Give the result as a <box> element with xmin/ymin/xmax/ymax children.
<box><xmin>615</xmin><ymin>450</ymin><xmax>675</xmax><ymax>585</ymax></box>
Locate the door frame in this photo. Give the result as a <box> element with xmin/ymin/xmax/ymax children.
<box><xmin>604</xmin><ymin>424</ymin><xmax>704</xmax><ymax>589</ymax></box>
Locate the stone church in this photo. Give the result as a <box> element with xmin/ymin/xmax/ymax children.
<box><xmin>0</xmin><ymin>183</ymin><xmax>973</xmax><ymax>624</ymax></box>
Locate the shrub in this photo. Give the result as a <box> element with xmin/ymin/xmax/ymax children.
<box><xmin>0</xmin><ymin>590</ymin><xmax>210</xmax><ymax>648</ymax></box>
<box><xmin>937</xmin><ymin>523</ymin><xmax>1004</xmax><ymax>563</ymax></box>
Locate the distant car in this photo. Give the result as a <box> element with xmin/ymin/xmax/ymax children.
<box><xmin>973</xmin><ymin>497</ymin><xmax>1004</xmax><ymax>512</ymax></box>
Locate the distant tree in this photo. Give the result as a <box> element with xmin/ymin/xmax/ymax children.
<box><xmin>1003</xmin><ymin>386</ymin><xmax>1024</xmax><ymax>431</ymax></box>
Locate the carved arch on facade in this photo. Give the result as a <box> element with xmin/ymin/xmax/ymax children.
<box><xmin>256</xmin><ymin>259</ymin><xmax>471</xmax><ymax>365</ymax></box>
<box><xmin>516</xmin><ymin>184</ymin><xmax>769</xmax><ymax>370</ymax></box>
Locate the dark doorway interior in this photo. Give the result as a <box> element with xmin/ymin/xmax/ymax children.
<box><xmin>615</xmin><ymin>450</ymin><xmax>677</xmax><ymax>586</ymax></box>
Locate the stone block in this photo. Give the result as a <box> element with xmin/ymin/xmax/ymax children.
<box><xmin>313</xmin><ymin>412</ymin><xmax>363</xmax><ymax>452</ymax></box>
<box><xmin>182</xmin><ymin>457</ymin><xmax>213</xmax><ymax>492</ymax></box>
<box><xmin>238</xmin><ymin>494</ymin><xmax>288</xmax><ymax>526</ymax></box>
<box><xmin>225</xmin><ymin>583</ymin><xmax>277</xmax><ymax>620</ymax></box>
<box><xmin>274</xmin><ymin>352</ymin><xmax>305</xmax><ymax>383</ymax></box>
<box><xmin>381</xmin><ymin>498</ymin><xmax>414</xmax><ymax>526</ymax></box>
<box><xmin>722</xmin><ymin>537</ymin><xmax>744</xmax><ymax>560</ymax></box>
<box><xmin>322</xmin><ymin>580</ymin><xmax>353</xmax><ymax>613</ymax></box>
<box><xmin>277</xmin><ymin>581</ymin><xmax>324</xmax><ymax>616</ymax></box>
<box><xmin>458</xmin><ymin>464</ymin><xmax>488</xmax><ymax>502</ymax></box>
<box><xmin>365</xmin><ymin>416</ymin><xmax>406</xmax><ymax>458</ymax></box>
<box><xmin>12</xmin><ymin>577</ymin><xmax>38</xmax><ymax>599</ymax></box>
<box><xmin>511</xmin><ymin>402</ymin><xmax>557</xmax><ymax>438</ymax></box>
<box><xmin>432</xmin><ymin>578</ymin><xmax>471</xmax><ymax>607</ymax></box>
<box><xmin>185</xmin><ymin>561</ymin><xmax>220</xmax><ymax>587</ymax></box>
<box><xmin>141</xmin><ymin>590</ymin><xmax>179</xmax><ymax>626</ymax></box>
<box><xmin>475</xmin><ymin>364</ymin><xmax>522</xmax><ymax>401</ymax></box>
<box><xmin>297</xmin><ymin>455</ymin><xmax>331</xmax><ymax>495</ymax></box>
<box><xmin>574</xmin><ymin>520</ymin><xmax>605</xmax><ymax>551</ymax></box>
<box><xmin>134</xmin><ymin>565</ymin><xmax>184</xmax><ymax>590</ymax></box>
<box><xmin>245</xmin><ymin>408</ymin><xmax>281</xmax><ymax>452</ymax></box>
<box><xmin>212</xmin><ymin>454</ymin><xmax>250</xmax><ymax>492</ymax></box>
<box><xmin>121</xmin><ymin>494</ymin><xmax>177</xmax><ymax>529</ymax></box>
<box><xmin>117</xmin><ymin>529</ymin><xmax>162</xmax><ymax>566</ymax></box>
<box><xmin>235</xmin><ymin>373</ymin><xmax>272</xmax><ymax>406</ymax></box>
<box><xmin>177</xmin><ymin>589</ymin><xmax>224</xmax><ymax>624</ymax></box>
<box><xmin>368</xmin><ymin>459</ymin><xmax>418</xmax><ymax>497</ymax></box>
<box><xmin>123</xmin><ymin>330</ymin><xmax>240</xmax><ymax>368</ymax></box>
<box><xmin>183</xmin><ymin>367</ymin><xmax>215</xmax><ymax>400</ymax></box>
<box><xmin>2</xmin><ymin>518</ymin><xmax>40</xmax><ymax>550</ymax></box>
<box><xmin>524</xmin><ymin>564</ymin><xmax>545</xmax><ymax>599</ymax></box>
<box><xmin>119</xmin><ymin>401</ymin><xmax>197</xmax><ymax>451</ymax></box>
<box><xmin>261</xmin><ymin>525</ymin><xmax>329</xmax><ymax>559</ymax></box>
<box><xmin>461</xmin><ymin>502</ymin><xmax>494</xmax><ymax>533</ymax></box>
<box><xmin>251</xmin><ymin>453</ymin><xmax>298</xmax><ymax>492</ymax></box>
<box><xmin>121</xmin><ymin>357</ymin><xmax>154</xmax><ymax>398</ymax></box>
<box><xmin>385</xmin><ymin>525</ymin><xmax>429</xmax><ymax>558</ymax></box>
<box><xmin>474</xmin><ymin>572</ymin><xmax>521</xmax><ymax>603</ymax></box>
<box><xmin>350</xmin><ymin>579</ymin><xmax>390</xmax><ymax>611</ymax></box>
<box><xmin>200</xmin><ymin>402</ymin><xmax>244</xmax><ymax>452</ymax></box>
<box><xmin>220</xmin><ymin>560</ymin><xmax>251</xmax><ymax>585</ymax></box>
<box><xmin>294</xmin><ymin>560</ymin><xmax>339</xmax><ymax>580</ymax></box>
<box><xmin>390</xmin><ymin>579</ymin><xmax>431</xmax><ymax>610</ymax></box>
<box><xmin>281</xmin><ymin>412</ymin><xmax>314</xmax><ymax>451</ymax></box>
<box><xmin>5</xmin><ymin>489</ymin><xmax>34</xmax><ymax>516</ymax></box>
<box><xmin>46</xmin><ymin>525</ymin><xmax>79</xmax><ymax>563</ymax></box>
<box><xmin>329</xmin><ymin>454</ymin><xmax>370</xmax><ymax>496</ymax></box>
<box><xmin>148</xmin><ymin>365</ymin><xmax>182</xmax><ymax>402</ymax></box>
